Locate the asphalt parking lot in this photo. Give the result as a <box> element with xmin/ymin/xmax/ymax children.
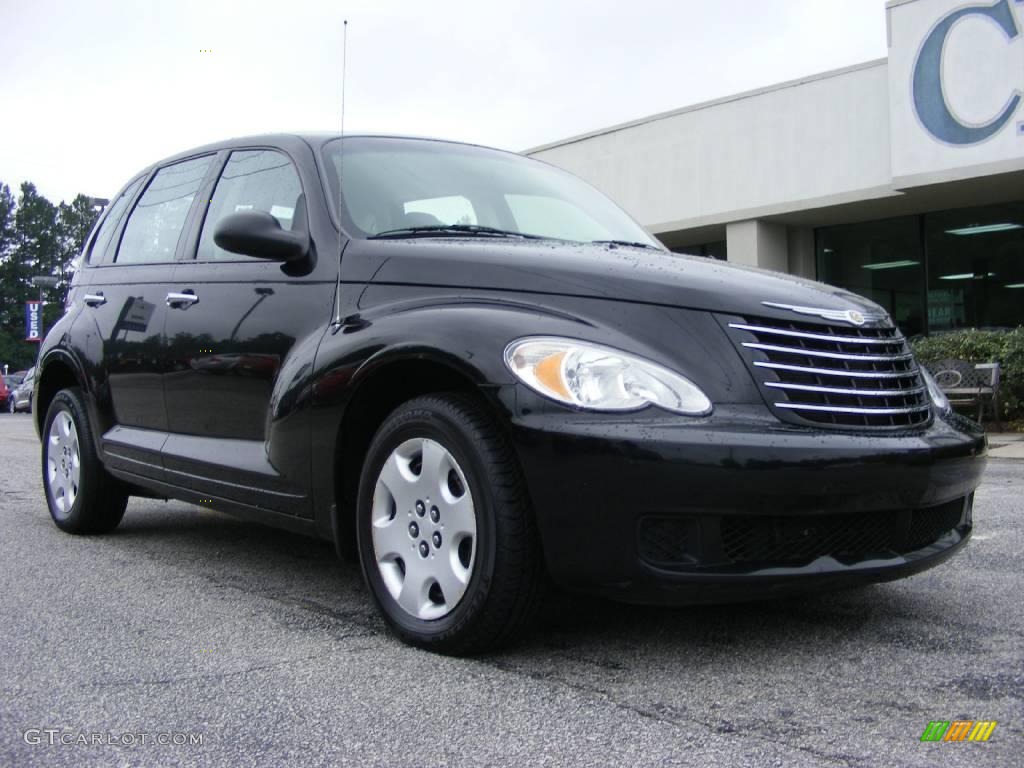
<box><xmin>0</xmin><ymin>412</ymin><xmax>1020</xmax><ymax>767</ymax></box>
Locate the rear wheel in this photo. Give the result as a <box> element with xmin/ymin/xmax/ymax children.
<box><xmin>42</xmin><ymin>388</ymin><xmax>128</xmax><ymax>534</ymax></box>
<box><xmin>356</xmin><ymin>393</ymin><xmax>543</xmax><ymax>654</ymax></box>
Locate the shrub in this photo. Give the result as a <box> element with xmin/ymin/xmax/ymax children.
<box><xmin>911</xmin><ymin>327</ymin><xmax>1024</xmax><ymax>422</ymax></box>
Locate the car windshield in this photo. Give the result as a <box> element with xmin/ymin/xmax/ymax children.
<box><xmin>322</xmin><ymin>137</ymin><xmax>660</xmax><ymax>247</ymax></box>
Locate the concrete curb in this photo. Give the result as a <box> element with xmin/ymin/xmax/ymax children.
<box><xmin>987</xmin><ymin>432</ymin><xmax>1024</xmax><ymax>459</ymax></box>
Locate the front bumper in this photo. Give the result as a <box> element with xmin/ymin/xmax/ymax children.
<box><xmin>508</xmin><ymin>397</ymin><xmax>987</xmax><ymax>604</ymax></box>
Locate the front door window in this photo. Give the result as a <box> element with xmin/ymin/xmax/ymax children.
<box><xmin>196</xmin><ymin>150</ymin><xmax>303</xmax><ymax>261</ymax></box>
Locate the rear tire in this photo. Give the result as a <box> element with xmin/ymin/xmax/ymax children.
<box><xmin>356</xmin><ymin>393</ymin><xmax>543</xmax><ymax>655</ymax></box>
<box><xmin>42</xmin><ymin>388</ymin><xmax>128</xmax><ymax>534</ymax></box>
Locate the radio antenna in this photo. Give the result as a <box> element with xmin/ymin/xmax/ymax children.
<box><xmin>340</xmin><ymin>19</ymin><xmax>348</xmax><ymax>140</ymax></box>
<box><xmin>332</xmin><ymin>19</ymin><xmax>350</xmax><ymax>331</ymax></box>
<box><xmin>338</xmin><ymin>19</ymin><xmax>349</xmax><ymax>192</ymax></box>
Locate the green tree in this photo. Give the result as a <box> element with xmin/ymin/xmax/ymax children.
<box><xmin>56</xmin><ymin>195</ymin><xmax>101</xmax><ymax>307</ymax></box>
<box><xmin>15</xmin><ymin>183</ymin><xmax>59</xmax><ymax>334</ymax></box>
<box><xmin>0</xmin><ymin>182</ymin><xmax>99</xmax><ymax>372</ymax></box>
<box><xmin>0</xmin><ymin>182</ymin><xmax>22</xmax><ymax>369</ymax></box>
<box><xmin>0</xmin><ymin>183</ymin><xmax>13</xmax><ymax>257</ymax></box>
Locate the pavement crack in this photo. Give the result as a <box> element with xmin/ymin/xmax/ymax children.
<box><xmin>482</xmin><ymin>658</ymin><xmax>861</xmax><ymax>767</ymax></box>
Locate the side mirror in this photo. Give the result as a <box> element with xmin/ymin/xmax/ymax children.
<box><xmin>213</xmin><ymin>211</ymin><xmax>310</xmax><ymax>262</ymax></box>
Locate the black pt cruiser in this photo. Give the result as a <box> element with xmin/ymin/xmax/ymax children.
<box><xmin>34</xmin><ymin>133</ymin><xmax>986</xmax><ymax>653</ymax></box>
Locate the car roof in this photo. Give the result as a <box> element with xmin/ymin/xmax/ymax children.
<box><xmin>136</xmin><ymin>133</ymin><xmax>518</xmax><ymax>180</ymax></box>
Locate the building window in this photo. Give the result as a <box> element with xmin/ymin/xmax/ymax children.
<box><xmin>816</xmin><ymin>202</ymin><xmax>1024</xmax><ymax>336</ymax></box>
<box><xmin>669</xmin><ymin>240</ymin><xmax>727</xmax><ymax>260</ymax></box>
<box><xmin>925</xmin><ymin>202</ymin><xmax>1024</xmax><ymax>331</ymax></box>
<box><xmin>817</xmin><ymin>216</ymin><xmax>926</xmax><ymax>337</ymax></box>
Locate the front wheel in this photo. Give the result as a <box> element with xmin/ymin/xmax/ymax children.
<box><xmin>356</xmin><ymin>393</ymin><xmax>543</xmax><ymax>654</ymax></box>
<box><xmin>42</xmin><ymin>388</ymin><xmax>128</xmax><ymax>534</ymax></box>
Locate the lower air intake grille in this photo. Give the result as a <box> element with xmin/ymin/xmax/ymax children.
<box><xmin>727</xmin><ymin>315</ymin><xmax>932</xmax><ymax>429</ymax></box>
<box><xmin>904</xmin><ymin>500</ymin><xmax>966</xmax><ymax>553</ymax></box>
<box><xmin>720</xmin><ymin>499</ymin><xmax>965</xmax><ymax>566</ymax></box>
<box><xmin>637</xmin><ymin>517</ymin><xmax>692</xmax><ymax>566</ymax></box>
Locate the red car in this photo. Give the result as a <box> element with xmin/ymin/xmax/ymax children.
<box><xmin>0</xmin><ymin>374</ymin><xmax>9</xmax><ymax>412</ymax></box>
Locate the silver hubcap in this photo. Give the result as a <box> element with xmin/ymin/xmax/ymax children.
<box><xmin>46</xmin><ymin>411</ymin><xmax>81</xmax><ymax>519</ymax></box>
<box><xmin>371</xmin><ymin>437</ymin><xmax>477</xmax><ymax>621</ymax></box>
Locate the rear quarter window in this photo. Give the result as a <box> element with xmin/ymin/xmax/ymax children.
<box><xmin>87</xmin><ymin>177</ymin><xmax>143</xmax><ymax>264</ymax></box>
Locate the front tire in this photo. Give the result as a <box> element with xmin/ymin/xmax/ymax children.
<box><xmin>356</xmin><ymin>393</ymin><xmax>543</xmax><ymax>654</ymax></box>
<box><xmin>42</xmin><ymin>388</ymin><xmax>128</xmax><ymax>534</ymax></box>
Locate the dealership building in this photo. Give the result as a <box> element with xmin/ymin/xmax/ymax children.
<box><xmin>527</xmin><ymin>0</ymin><xmax>1024</xmax><ymax>337</ymax></box>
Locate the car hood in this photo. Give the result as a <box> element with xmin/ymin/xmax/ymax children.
<box><xmin>355</xmin><ymin>238</ymin><xmax>886</xmax><ymax>321</ymax></box>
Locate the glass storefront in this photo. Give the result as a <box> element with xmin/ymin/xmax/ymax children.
<box><xmin>671</xmin><ymin>240</ymin><xmax>727</xmax><ymax>260</ymax></box>
<box><xmin>817</xmin><ymin>201</ymin><xmax>1024</xmax><ymax>337</ymax></box>
<box><xmin>925</xmin><ymin>202</ymin><xmax>1024</xmax><ymax>332</ymax></box>
<box><xmin>817</xmin><ymin>216</ymin><xmax>926</xmax><ymax>336</ymax></box>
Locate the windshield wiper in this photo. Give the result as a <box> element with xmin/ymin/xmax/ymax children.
<box><xmin>369</xmin><ymin>224</ymin><xmax>543</xmax><ymax>240</ymax></box>
<box><xmin>589</xmin><ymin>239</ymin><xmax>661</xmax><ymax>251</ymax></box>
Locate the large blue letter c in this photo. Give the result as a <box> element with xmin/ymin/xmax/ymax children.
<box><xmin>912</xmin><ymin>0</ymin><xmax>1021</xmax><ymax>145</ymax></box>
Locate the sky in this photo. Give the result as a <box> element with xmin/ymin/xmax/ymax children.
<box><xmin>0</xmin><ymin>0</ymin><xmax>888</xmax><ymax>203</ymax></box>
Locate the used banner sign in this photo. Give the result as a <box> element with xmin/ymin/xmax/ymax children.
<box><xmin>25</xmin><ymin>300</ymin><xmax>42</xmax><ymax>341</ymax></box>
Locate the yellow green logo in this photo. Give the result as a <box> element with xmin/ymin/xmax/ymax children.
<box><xmin>920</xmin><ymin>720</ymin><xmax>997</xmax><ymax>742</ymax></box>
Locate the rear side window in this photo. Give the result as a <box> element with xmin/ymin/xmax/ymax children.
<box><xmin>197</xmin><ymin>150</ymin><xmax>302</xmax><ymax>261</ymax></box>
<box><xmin>88</xmin><ymin>177</ymin><xmax>143</xmax><ymax>264</ymax></box>
<box><xmin>117</xmin><ymin>155</ymin><xmax>214</xmax><ymax>264</ymax></box>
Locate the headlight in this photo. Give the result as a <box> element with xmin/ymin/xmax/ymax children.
<box><xmin>504</xmin><ymin>337</ymin><xmax>712</xmax><ymax>416</ymax></box>
<box><xmin>919</xmin><ymin>366</ymin><xmax>950</xmax><ymax>413</ymax></box>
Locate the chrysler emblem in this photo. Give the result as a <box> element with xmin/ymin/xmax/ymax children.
<box><xmin>762</xmin><ymin>302</ymin><xmax>885</xmax><ymax>326</ymax></box>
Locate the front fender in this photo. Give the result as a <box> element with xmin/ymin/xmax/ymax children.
<box><xmin>341</xmin><ymin>285</ymin><xmax>759</xmax><ymax>405</ymax></box>
<box><xmin>305</xmin><ymin>285</ymin><xmax>759</xmax><ymax>542</ymax></box>
<box><xmin>306</xmin><ymin>293</ymin><xmax>591</xmax><ymax>541</ymax></box>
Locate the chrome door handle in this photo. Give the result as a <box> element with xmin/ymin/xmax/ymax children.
<box><xmin>83</xmin><ymin>293</ymin><xmax>107</xmax><ymax>307</ymax></box>
<box><xmin>166</xmin><ymin>291</ymin><xmax>199</xmax><ymax>308</ymax></box>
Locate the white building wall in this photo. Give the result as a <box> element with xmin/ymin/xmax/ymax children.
<box><xmin>528</xmin><ymin>60</ymin><xmax>897</xmax><ymax>236</ymax></box>
<box><xmin>726</xmin><ymin>220</ymin><xmax>788</xmax><ymax>272</ymax></box>
<box><xmin>887</xmin><ymin>0</ymin><xmax>1024</xmax><ymax>187</ymax></box>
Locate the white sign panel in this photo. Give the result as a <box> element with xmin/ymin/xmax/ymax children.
<box><xmin>887</xmin><ymin>0</ymin><xmax>1024</xmax><ymax>187</ymax></box>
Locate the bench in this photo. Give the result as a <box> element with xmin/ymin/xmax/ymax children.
<box><xmin>928</xmin><ymin>359</ymin><xmax>1002</xmax><ymax>429</ymax></box>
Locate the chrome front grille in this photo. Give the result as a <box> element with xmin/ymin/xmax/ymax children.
<box><xmin>727</xmin><ymin>316</ymin><xmax>932</xmax><ymax>429</ymax></box>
